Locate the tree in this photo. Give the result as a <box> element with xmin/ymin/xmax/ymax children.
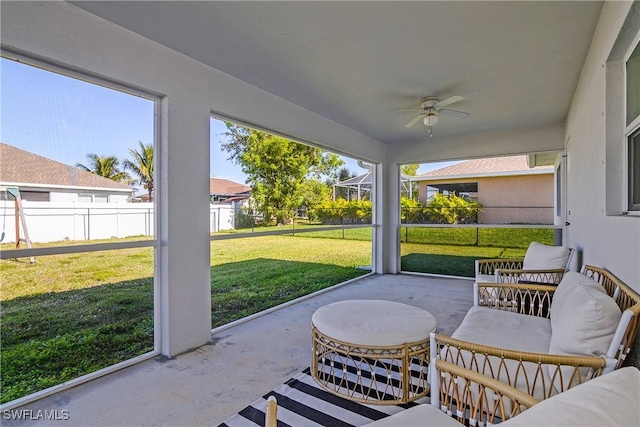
<box><xmin>401</xmin><ymin>164</ymin><xmax>419</xmax><ymax>176</ymax></box>
<box><xmin>221</xmin><ymin>124</ymin><xmax>343</xmax><ymax>224</ymax></box>
<box><xmin>123</xmin><ymin>141</ymin><xmax>154</xmax><ymax>202</ymax></box>
<box><xmin>76</xmin><ymin>154</ymin><xmax>130</xmax><ymax>182</ymax></box>
<box><xmin>300</xmin><ymin>178</ymin><xmax>332</xmax><ymax>214</ymax></box>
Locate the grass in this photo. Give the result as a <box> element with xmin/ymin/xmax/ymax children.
<box><xmin>0</xmin><ymin>228</ymin><xmax>549</xmax><ymax>403</ymax></box>
<box><xmin>208</xmin><ymin>235</ymin><xmax>371</xmax><ymax>327</ymax></box>
<box><xmin>0</xmin><ymin>235</ymin><xmax>370</xmax><ymax>403</ymax></box>
<box><xmin>401</xmin><ymin>243</ymin><xmax>526</xmax><ymax>277</ymax></box>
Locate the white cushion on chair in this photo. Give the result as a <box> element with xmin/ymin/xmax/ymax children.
<box><xmin>501</xmin><ymin>367</ymin><xmax>640</xmax><ymax>427</ymax></box>
<box><xmin>362</xmin><ymin>404</ymin><xmax>460</xmax><ymax>427</ymax></box>
<box><xmin>522</xmin><ymin>242</ymin><xmax>571</xmax><ymax>270</ymax></box>
<box><xmin>450</xmin><ymin>306</ymin><xmax>553</xmax><ymax>401</ymax></box>
<box><xmin>454</xmin><ymin>306</ymin><xmax>552</xmax><ymax>353</ymax></box>
<box><xmin>549</xmin><ymin>272</ymin><xmax>621</xmax><ymax>358</ymax></box>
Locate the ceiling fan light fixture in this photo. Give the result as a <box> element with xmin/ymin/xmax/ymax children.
<box><xmin>423</xmin><ymin>112</ymin><xmax>439</xmax><ymax>126</ymax></box>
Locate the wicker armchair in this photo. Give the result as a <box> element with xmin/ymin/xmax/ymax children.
<box><xmin>474</xmin><ymin>243</ymin><xmax>574</xmax><ymax>291</ymax></box>
<box><xmin>431</xmin><ymin>265</ymin><xmax>640</xmax><ymax>403</ymax></box>
<box><xmin>433</xmin><ymin>359</ymin><xmax>539</xmax><ymax>425</ymax></box>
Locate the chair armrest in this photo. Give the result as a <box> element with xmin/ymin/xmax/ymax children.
<box><xmin>476</xmin><ymin>282</ymin><xmax>557</xmax><ymax>317</ymax></box>
<box><xmin>265</xmin><ymin>395</ymin><xmax>277</xmax><ymax>427</ymax></box>
<box><xmin>431</xmin><ymin>333</ymin><xmax>610</xmax><ymax>400</ymax></box>
<box><xmin>496</xmin><ymin>268</ymin><xmax>567</xmax><ymax>285</ymax></box>
<box><xmin>476</xmin><ymin>258</ymin><xmax>523</xmax><ymax>276</ymax></box>
<box><xmin>433</xmin><ymin>359</ymin><xmax>540</xmax><ymax>424</ymax></box>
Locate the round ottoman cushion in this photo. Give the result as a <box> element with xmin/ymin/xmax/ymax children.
<box><xmin>312</xmin><ymin>300</ymin><xmax>437</xmax><ymax>346</ymax></box>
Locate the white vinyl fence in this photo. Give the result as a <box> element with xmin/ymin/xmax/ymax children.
<box><xmin>0</xmin><ymin>202</ymin><xmax>236</xmax><ymax>243</ymax></box>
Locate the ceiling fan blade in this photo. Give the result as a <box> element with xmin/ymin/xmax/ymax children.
<box><xmin>438</xmin><ymin>108</ymin><xmax>470</xmax><ymax>119</ymax></box>
<box><xmin>435</xmin><ymin>95</ymin><xmax>464</xmax><ymax>109</ymax></box>
<box><xmin>394</xmin><ymin>108</ymin><xmax>424</xmax><ymax>112</ymax></box>
<box><xmin>405</xmin><ymin>113</ymin><xmax>426</xmax><ymax>127</ymax></box>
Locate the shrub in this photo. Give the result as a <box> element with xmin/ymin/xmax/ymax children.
<box><xmin>311</xmin><ymin>199</ymin><xmax>372</xmax><ymax>224</ymax></box>
<box><xmin>425</xmin><ymin>193</ymin><xmax>481</xmax><ymax>224</ymax></box>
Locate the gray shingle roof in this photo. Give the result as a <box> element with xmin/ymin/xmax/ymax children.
<box><xmin>209</xmin><ymin>178</ymin><xmax>250</xmax><ymax>195</ymax></box>
<box><xmin>0</xmin><ymin>143</ymin><xmax>131</xmax><ymax>190</ymax></box>
<box><xmin>417</xmin><ymin>155</ymin><xmax>553</xmax><ymax>179</ymax></box>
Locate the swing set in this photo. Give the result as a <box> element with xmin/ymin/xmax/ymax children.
<box><xmin>1</xmin><ymin>186</ymin><xmax>35</xmax><ymax>263</ymax></box>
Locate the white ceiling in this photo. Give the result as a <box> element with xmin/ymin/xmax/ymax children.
<box><xmin>70</xmin><ymin>1</ymin><xmax>603</xmax><ymax>145</ymax></box>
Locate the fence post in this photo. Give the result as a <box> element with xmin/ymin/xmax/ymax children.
<box><xmin>475</xmin><ymin>226</ymin><xmax>479</xmax><ymax>246</ymax></box>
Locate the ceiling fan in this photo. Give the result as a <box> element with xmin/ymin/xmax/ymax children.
<box><xmin>400</xmin><ymin>95</ymin><xmax>470</xmax><ymax>136</ymax></box>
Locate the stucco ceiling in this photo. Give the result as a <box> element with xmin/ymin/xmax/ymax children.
<box><xmin>70</xmin><ymin>1</ymin><xmax>603</xmax><ymax>145</ymax></box>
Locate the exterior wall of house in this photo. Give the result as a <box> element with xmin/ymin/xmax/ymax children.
<box><xmin>3</xmin><ymin>186</ymin><xmax>132</xmax><ymax>203</ymax></box>
<box><xmin>564</xmin><ymin>1</ymin><xmax>640</xmax><ymax>290</ymax></box>
<box><xmin>418</xmin><ymin>173</ymin><xmax>554</xmax><ymax>224</ymax></box>
<box><xmin>48</xmin><ymin>191</ymin><xmax>131</xmax><ymax>203</ymax></box>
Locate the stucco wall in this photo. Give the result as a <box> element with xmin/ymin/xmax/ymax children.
<box><xmin>560</xmin><ymin>1</ymin><xmax>640</xmax><ymax>370</ymax></box>
<box><xmin>564</xmin><ymin>1</ymin><xmax>640</xmax><ymax>290</ymax></box>
<box><xmin>418</xmin><ymin>173</ymin><xmax>553</xmax><ymax>224</ymax></box>
<box><xmin>478</xmin><ymin>174</ymin><xmax>552</xmax><ymax>206</ymax></box>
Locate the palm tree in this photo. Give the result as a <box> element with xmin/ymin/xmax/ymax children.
<box><xmin>76</xmin><ymin>154</ymin><xmax>130</xmax><ymax>182</ymax></box>
<box><xmin>123</xmin><ymin>141</ymin><xmax>154</xmax><ymax>202</ymax></box>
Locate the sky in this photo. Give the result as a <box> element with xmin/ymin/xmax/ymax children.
<box><xmin>1</xmin><ymin>57</ymin><xmax>458</xmax><ymax>186</ymax></box>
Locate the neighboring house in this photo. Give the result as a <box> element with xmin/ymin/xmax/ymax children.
<box><xmin>208</xmin><ymin>178</ymin><xmax>251</xmax><ymax>232</ymax></box>
<box><xmin>0</xmin><ymin>143</ymin><xmax>134</xmax><ymax>203</ymax></box>
<box><xmin>209</xmin><ymin>177</ymin><xmax>251</xmax><ymax>204</ymax></box>
<box><xmin>414</xmin><ymin>155</ymin><xmax>554</xmax><ymax>224</ymax></box>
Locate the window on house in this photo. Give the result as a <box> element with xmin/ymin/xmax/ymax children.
<box><xmin>627</xmin><ymin>39</ymin><xmax>640</xmax><ymax>211</ymax></box>
<box><xmin>78</xmin><ymin>193</ymin><xmax>93</xmax><ymax>203</ymax></box>
<box><xmin>626</xmin><ymin>41</ymin><xmax>640</xmax><ymax>126</ymax></box>
<box><xmin>629</xmin><ymin>128</ymin><xmax>640</xmax><ymax>210</ymax></box>
<box><xmin>94</xmin><ymin>194</ymin><xmax>109</xmax><ymax>203</ymax></box>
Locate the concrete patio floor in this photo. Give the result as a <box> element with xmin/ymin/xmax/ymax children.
<box><xmin>4</xmin><ymin>273</ymin><xmax>474</xmax><ymax>427</ymax></box>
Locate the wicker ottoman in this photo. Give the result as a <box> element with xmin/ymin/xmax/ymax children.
<box><xmin>311</xmin><ymin>300</ymin><xmax>437</xmax><ymax>404</ymax></box>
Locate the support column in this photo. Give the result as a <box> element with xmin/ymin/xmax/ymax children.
<box><xmin>373</xmin><ymin>161</ymin><xmax>401</xmax><ymax>274</ymax></box>
<box><xmin>157</xmin><ymin>96</ymin><xmax>212</xmax><ymax>356</ymax></box>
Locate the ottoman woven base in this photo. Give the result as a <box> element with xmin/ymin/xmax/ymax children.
<box><xmin>311</xmin><ymin>300</ymin><xmax>437</xmax><ymax>405</ymax></box>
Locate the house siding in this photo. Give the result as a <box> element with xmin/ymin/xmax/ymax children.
<box><xmin>565</xmin><ymin>1</ymin><xmax>640</xmax><ymax>291</ymax></box>
<box><xmin>418</xmin><ymin>174</ymin><xmax>554</xmax><ymax>224</ymax></box>
<box><xmin>557</xmin><ymin>1</ymin><xmax>640</xmax><ymax>369</ymax></box>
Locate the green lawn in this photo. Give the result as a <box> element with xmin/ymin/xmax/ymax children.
<box><xmin>401</xmin><ymin>243</ymin><xmax>526</xmax><ymax>277</ymax></box>
<box><xmin>0</xmin><ymin>228</ymin><xmax>549</xmax><ymax>403</ymax></box>
<box><xmin>0</xmin><ymin>235</ymin><xmax>370</xmax><ymax>403</ymax></box>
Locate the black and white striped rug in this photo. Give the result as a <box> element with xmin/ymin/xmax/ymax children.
<box><xmin>219</xmin><ymin>367</ymin><xmax>429</xmax><ymax>427</ymax></box>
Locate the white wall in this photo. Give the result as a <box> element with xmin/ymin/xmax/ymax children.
<box><xmin>564</xmin><ymin>1</ymin><xmax>640</xmax><ymax>288</ymax></box>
